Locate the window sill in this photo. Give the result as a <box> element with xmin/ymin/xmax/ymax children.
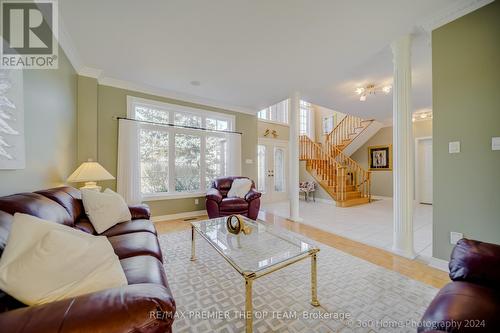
<box><xmin>142</xmin><ymin>192</ymin><xmax>206</xmax><ymax>202</ymax></box>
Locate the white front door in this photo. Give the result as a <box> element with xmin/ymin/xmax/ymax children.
<box><xmin>417</xmin><ymin>138</ymin><xmax>433</xmax><ymax>204</ymax></box>
<box><xmin>257</xmin><ymin>139</ymin><xmax>288</xmax><ymax>203</ymax></box>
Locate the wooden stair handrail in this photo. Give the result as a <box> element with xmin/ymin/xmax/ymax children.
<box><xmin>299</xmin><ymin>135</ymin><xmax>371</xmax><ymax>203</ymax></box>
<box><xmin>325</xmin><ymin>115</ymin><xmax>373</xmax><ymax>152</ymax></box>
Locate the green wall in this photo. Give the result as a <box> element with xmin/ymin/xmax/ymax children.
<box><xmin>0</xmin><ymin>47</ymin><xmax>77</xmax><ymax>195</ymax></box>
<box><xmin>433</xmin><ymin>1</ymin><xmax>500</xmax><ymax>260</ymax></box>
<box><xmin>78</xmin><ymin>79</ymin><xmax>257</xmax><ymax>216</ymax></box>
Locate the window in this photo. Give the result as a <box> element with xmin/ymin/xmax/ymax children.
<box><xmin>258</xmin><ymin>99</ymin><xmax>289</xmax><ymax>124</ymax></box>
<box><xmin>322</xmin><ymin>116</ymin><xmax>334</xmax><ymax>135</ymax></box>
<box><xmin>129</xmin><ymin>97</ymin><xmax>236</xmax><ymax>198</ymax></box>
<box><xmin>299</xmin><ymin>100</ymin><xmax>312</xmax><ymax>136</ymax></box>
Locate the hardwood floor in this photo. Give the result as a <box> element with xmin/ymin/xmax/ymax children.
<box><xmin>155</xmin><ymin>212</ymin><xmax>449</xmax><ymax>289</ymax></box>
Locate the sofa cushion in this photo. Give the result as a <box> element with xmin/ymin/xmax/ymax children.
<box><xmin>0</xmin><ymin>193</ymin><xmax>73</xmax><ymax>227</ymax></box>
<box><xmin>74</xmin><ymin>218</ymin><xmax>96</xmax><ymax>235</ymax></box>
<box><xmin>82</xmin><ymin>189</ymin><xmax>132</xmax><ymax>234</ymax></box>
<box><xmin>101</xmin><ymin>219</ymin><xmax>157</xmax><ymax>237</ymax></box>
<box><xmin>227</xmin><ymin>178</ymin><xmax>252</xmax><ymax>198</ymax></box>
<box><xmin>0</xmin><ymin>214</ymin><xmax>127</xmax><ymax>306</ymax></box>
<box><xmin>219</xmin><ymin>197</ymin><xmax>248</xmax><ymax>212</ymax></box>
<box><xmin>120</xmin><ymin>256</ymin><xmax>168</xmax><ymax>288</ymax></box>
<box><xmin>418</xmin><ymin>281</ymin><xmax>500</xmax><ymax>332</ymax></box>
<box><xmin>35</xmin><ymin>187</ymin><xmax>85</xmax><ymax>224</ymax></box>
<box><xmin>108</xmin><ymin>232</ymin><xmax>163</xmax><ymax>262</ymax></box>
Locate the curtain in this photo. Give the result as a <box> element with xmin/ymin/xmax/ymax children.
<box><xmin>117</xmin><ymin>119</ymin><xmax>142</xmax><ymax>204</ymax></box>
<box><xmin>226</xmin><ymin>131</ymin><xmax>242</xmax><ymax>176</ymax></box>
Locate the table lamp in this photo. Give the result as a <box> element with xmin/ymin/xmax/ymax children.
<box><xmin>67</xmin><ymin>159</ymin><xmax>115</xmax><ymax>191</ymax></box>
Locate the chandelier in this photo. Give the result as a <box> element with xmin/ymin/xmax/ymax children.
<box><xmin>355</xmin><ymin>84</ymin><xmax>392</xmax><ymax>101</ymax></box>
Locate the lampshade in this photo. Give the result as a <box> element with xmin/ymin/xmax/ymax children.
<box><xmin>67</xmin><ymin>160</ymin><xmax>115</xmax><ymax>183</ymax></box>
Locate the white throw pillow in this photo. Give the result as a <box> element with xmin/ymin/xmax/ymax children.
<box><xmin>81</xmin><ymin>188</ymin><xmax>132</xmax><ymax>233</ymax></box>
<box><xmin>227</xmin><ymin>178</ymin><xmax>252</xmax><ymax>198</ymax></box>
<box><xmin>0</xmin><ymin>213</ymin><xmax>127</xmax><ymax>306</ymax></box>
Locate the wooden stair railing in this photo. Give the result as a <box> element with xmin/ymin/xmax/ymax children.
<box><xmin>325</xmin><ymin>115</ymin><xmax>373</xmax><ymax>154</ymax></box>
<box><xmin>299</xmin><ymin>135</ymin><xmax>371</xmax><ymax>205</ymax></box>
<box><xmin>329</xmin><ymin>144</ymin><xmax>371</xmax><ymax>201</ymax></box>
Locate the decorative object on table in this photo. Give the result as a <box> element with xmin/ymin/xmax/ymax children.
<box><xmin>0</xmin><ymin>69</ymin><xmax>25</xmax><ymax>169</ymax></box>
<box><xmin>299</xmin><ymin>181</ymin><xmax>316</xmax><ymax>202</ymax></box>
<box><xmin>226</xmin><ymin>214</ymin><xmax>252</xmax><ymax>235</ymax></box>
<box><xmin>368</xmin><ymin>145</ymin><xmax>392</xmax><ymax>171</ymax></box>
<box><xmin>206</xmin><ymin>176</ymin><xmax>261</xmax><ymax>220</ymax></box>
<box><xmin>67</xmin><ymin>158</ymin><xmax>115</xmax><ymax>190</ymax></box>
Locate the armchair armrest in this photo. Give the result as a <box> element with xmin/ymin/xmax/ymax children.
<box><xmin>206</xmin><ymin>188</ymin><xmax>223</xmax><ymax>203</ymax></box>
<box><xmin>129</xmin><ymin>204</ymin><xmax>151</xmax><ymax>220</ymax></box>
<box><xmin>0</xmin><ymin>283</ymin><xmax>176</xmax><ymax>333</ymax></box>
<box><xmin>245</xmin><ymin>188</ymin><xmax>261</xmax><ymax>202</ymax></box>
<box><xmin>449</xmin><ymin>238</ymin><xmax>500</xmax><ymax>288</ymax></box>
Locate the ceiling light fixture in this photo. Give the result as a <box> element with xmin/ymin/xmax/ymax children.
<box><xmin>355</xmin><ymin>84</ymin><xmax>392</xmax><ymax>101</ymax></box>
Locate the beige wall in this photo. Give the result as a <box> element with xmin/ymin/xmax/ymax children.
<box><xmin>349</xmin><ymin>120</ymin><xmax>433</xmax><ymax>197</ymax></box>
<box><xmin>351</xmin><ymin>127</ymin><xmax>394</xmax><ymax>197</ymax></box>
<box><xmin>78</xmin><ymin>78</ymin><xmax>257</xmax><ymax>216</ymax></box>
<box><xmin>313</xmin><ymin>105</ymin><xmax>345</xmax><ymax>143</ymax></box>
<box><xmin>432</xmin><ymin>1</ymin><xmax>500</xmax><ymax>260</ymax></box>
<box><xmin>0</xmin><ymin>47</ymin><xmax>77</xmax><ymax>195</ymax></box>
<box><xmin>257</xmin><ymin>121</ymin><xmax>289</xmax><ymax>140</ymax></box>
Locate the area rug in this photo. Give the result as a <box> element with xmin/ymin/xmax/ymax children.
<box><xmin>159</xmin><ymin>230</ymin><xmax>437</xmax><ymax>332</ymax></box>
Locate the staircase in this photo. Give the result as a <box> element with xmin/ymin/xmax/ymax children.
<box><xmin>299</xmin><ymin>115</ymin><xmax>373</xmax><ymax>207</ymax></box>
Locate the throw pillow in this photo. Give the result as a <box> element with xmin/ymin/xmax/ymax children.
<box><xmin>227</xmin><ymin>178</ymin><xmax>252</xmax><ymax>198</ymax></box>
<box><xmin>82</xmin><ymin>188</ymin><xmax>132</xmax><ymax>233</ymax></box>
<box><xmin>0</xmin><ymin>213</ymin><xmax>127</xmax><ymax>305</ymax></box>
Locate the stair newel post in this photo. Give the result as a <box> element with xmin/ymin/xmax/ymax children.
<box><xmin>367</xmin><ymin>171</ymin><xmax>371</xmax><ymax>201</ymax></box>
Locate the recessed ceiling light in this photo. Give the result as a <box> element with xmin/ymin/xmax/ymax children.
<box><xmin>190</xmin><ymin>80</ymin><xmax>201</xmax><ymax>86</ymax></box>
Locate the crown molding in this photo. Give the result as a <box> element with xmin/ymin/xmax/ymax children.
<box><xmin>78</xmin><ymin>67</ymin><xmax>103</xmax><ymax>79</ymax></box>
<box><xmin>418</xmin><ymin>0</ymin><xmax>493</xmax><ymax>33</ymax></box>
<box><xmin>98</xmin><ymin>76</ymin><xmax>257</xmax><ymax>115</ymax></box>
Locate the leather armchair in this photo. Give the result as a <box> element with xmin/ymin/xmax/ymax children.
<box><xmin>419</xmin><ymin>239</ymin><xmax>500</xmax><ymax>332</ymax></box>
<box><xmin>205</xmin><ymin>177</ymin><xmax>261</xmax><ymax>220</ymax></box>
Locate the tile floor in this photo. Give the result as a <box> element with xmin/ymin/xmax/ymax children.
<box><xmin>261</xmin><ymin>197</ymin><xmax>433</xmax><ymax>258</ymax></box>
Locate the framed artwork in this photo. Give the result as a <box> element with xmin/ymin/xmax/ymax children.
<box><xmin>368</xmin><ymin>145</ymin><xmax>392</xmax><ymax>171</ymax></box>
<box><xmin>0</xmin><ymin>69</ymin><xmax>25</xmax><ymax>169</ymax></box>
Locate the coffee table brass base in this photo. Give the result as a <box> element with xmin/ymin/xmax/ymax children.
<box><xmin>190</xmin><ymin>225</ymin><xmax>320</xmax><ymax>333</ymax></box>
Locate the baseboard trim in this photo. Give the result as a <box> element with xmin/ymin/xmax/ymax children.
<box><xmin>426</xmin><ymin>257</ymin><xmax>450</xmax><ymax>273</ymax></box>
<box><xmin>152</xmin><ymin>210</ymin><xmax>207</xmax><ymax>222</ymax></box>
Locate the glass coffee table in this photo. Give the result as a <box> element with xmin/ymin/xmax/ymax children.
<box><xmin>190</xmin><ymin>216</ymin><xmax>320</xmax><ymax>333</ymax></box>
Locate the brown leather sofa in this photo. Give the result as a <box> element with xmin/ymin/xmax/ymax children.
<box><xmin>0</xmin><ymin>186</ymin><xmax>176</xmax><ymax>333</ymax></box>
<box><xmin>419</xmin><ymin>239</ymin><xmax>500</xmax><ymax>332</ymax></box>
<box><xmin>206</xmin><ymin>176</ymin><xmax>261</xmax><ymax>220</ymax></box>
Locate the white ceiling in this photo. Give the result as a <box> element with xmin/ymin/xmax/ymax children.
<box><xmin>59</xmin><ymin>0</ymin><xmax>485</xmax><ymax>120</ymax></box>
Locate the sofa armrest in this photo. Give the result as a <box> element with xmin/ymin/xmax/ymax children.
<box><xmin>129</xmin><ymin>204</ymin><xmax>151</xmax><ymax>220</ymax></box>
<box><xmin>449</xmin><ymin>238</ymin><xmax>500</xmax><ymax>288</ymax></box>
<box><xmin>245</xmin><ymin>188</ymin><xmax>261</xmax><ymax>202</ymax></box>
<box><xmin>0</xmin><ymin>283</ymin><xmax>175</xmax><ymax>333</ymax></box>
<box><xmin>206</xmin><ymin>188</ymin><xmax>223</xmax><ymax>203</ymax></box>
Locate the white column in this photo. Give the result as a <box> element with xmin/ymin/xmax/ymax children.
<box><xmin>391</xmin><ymin>35</ymin><xmax>415</xmax><ymax>259</ymax></box>
<box><xmin>289</xmin><ymin>92</ymin><xmax>301</xmax><ymax>222</ymax></box>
